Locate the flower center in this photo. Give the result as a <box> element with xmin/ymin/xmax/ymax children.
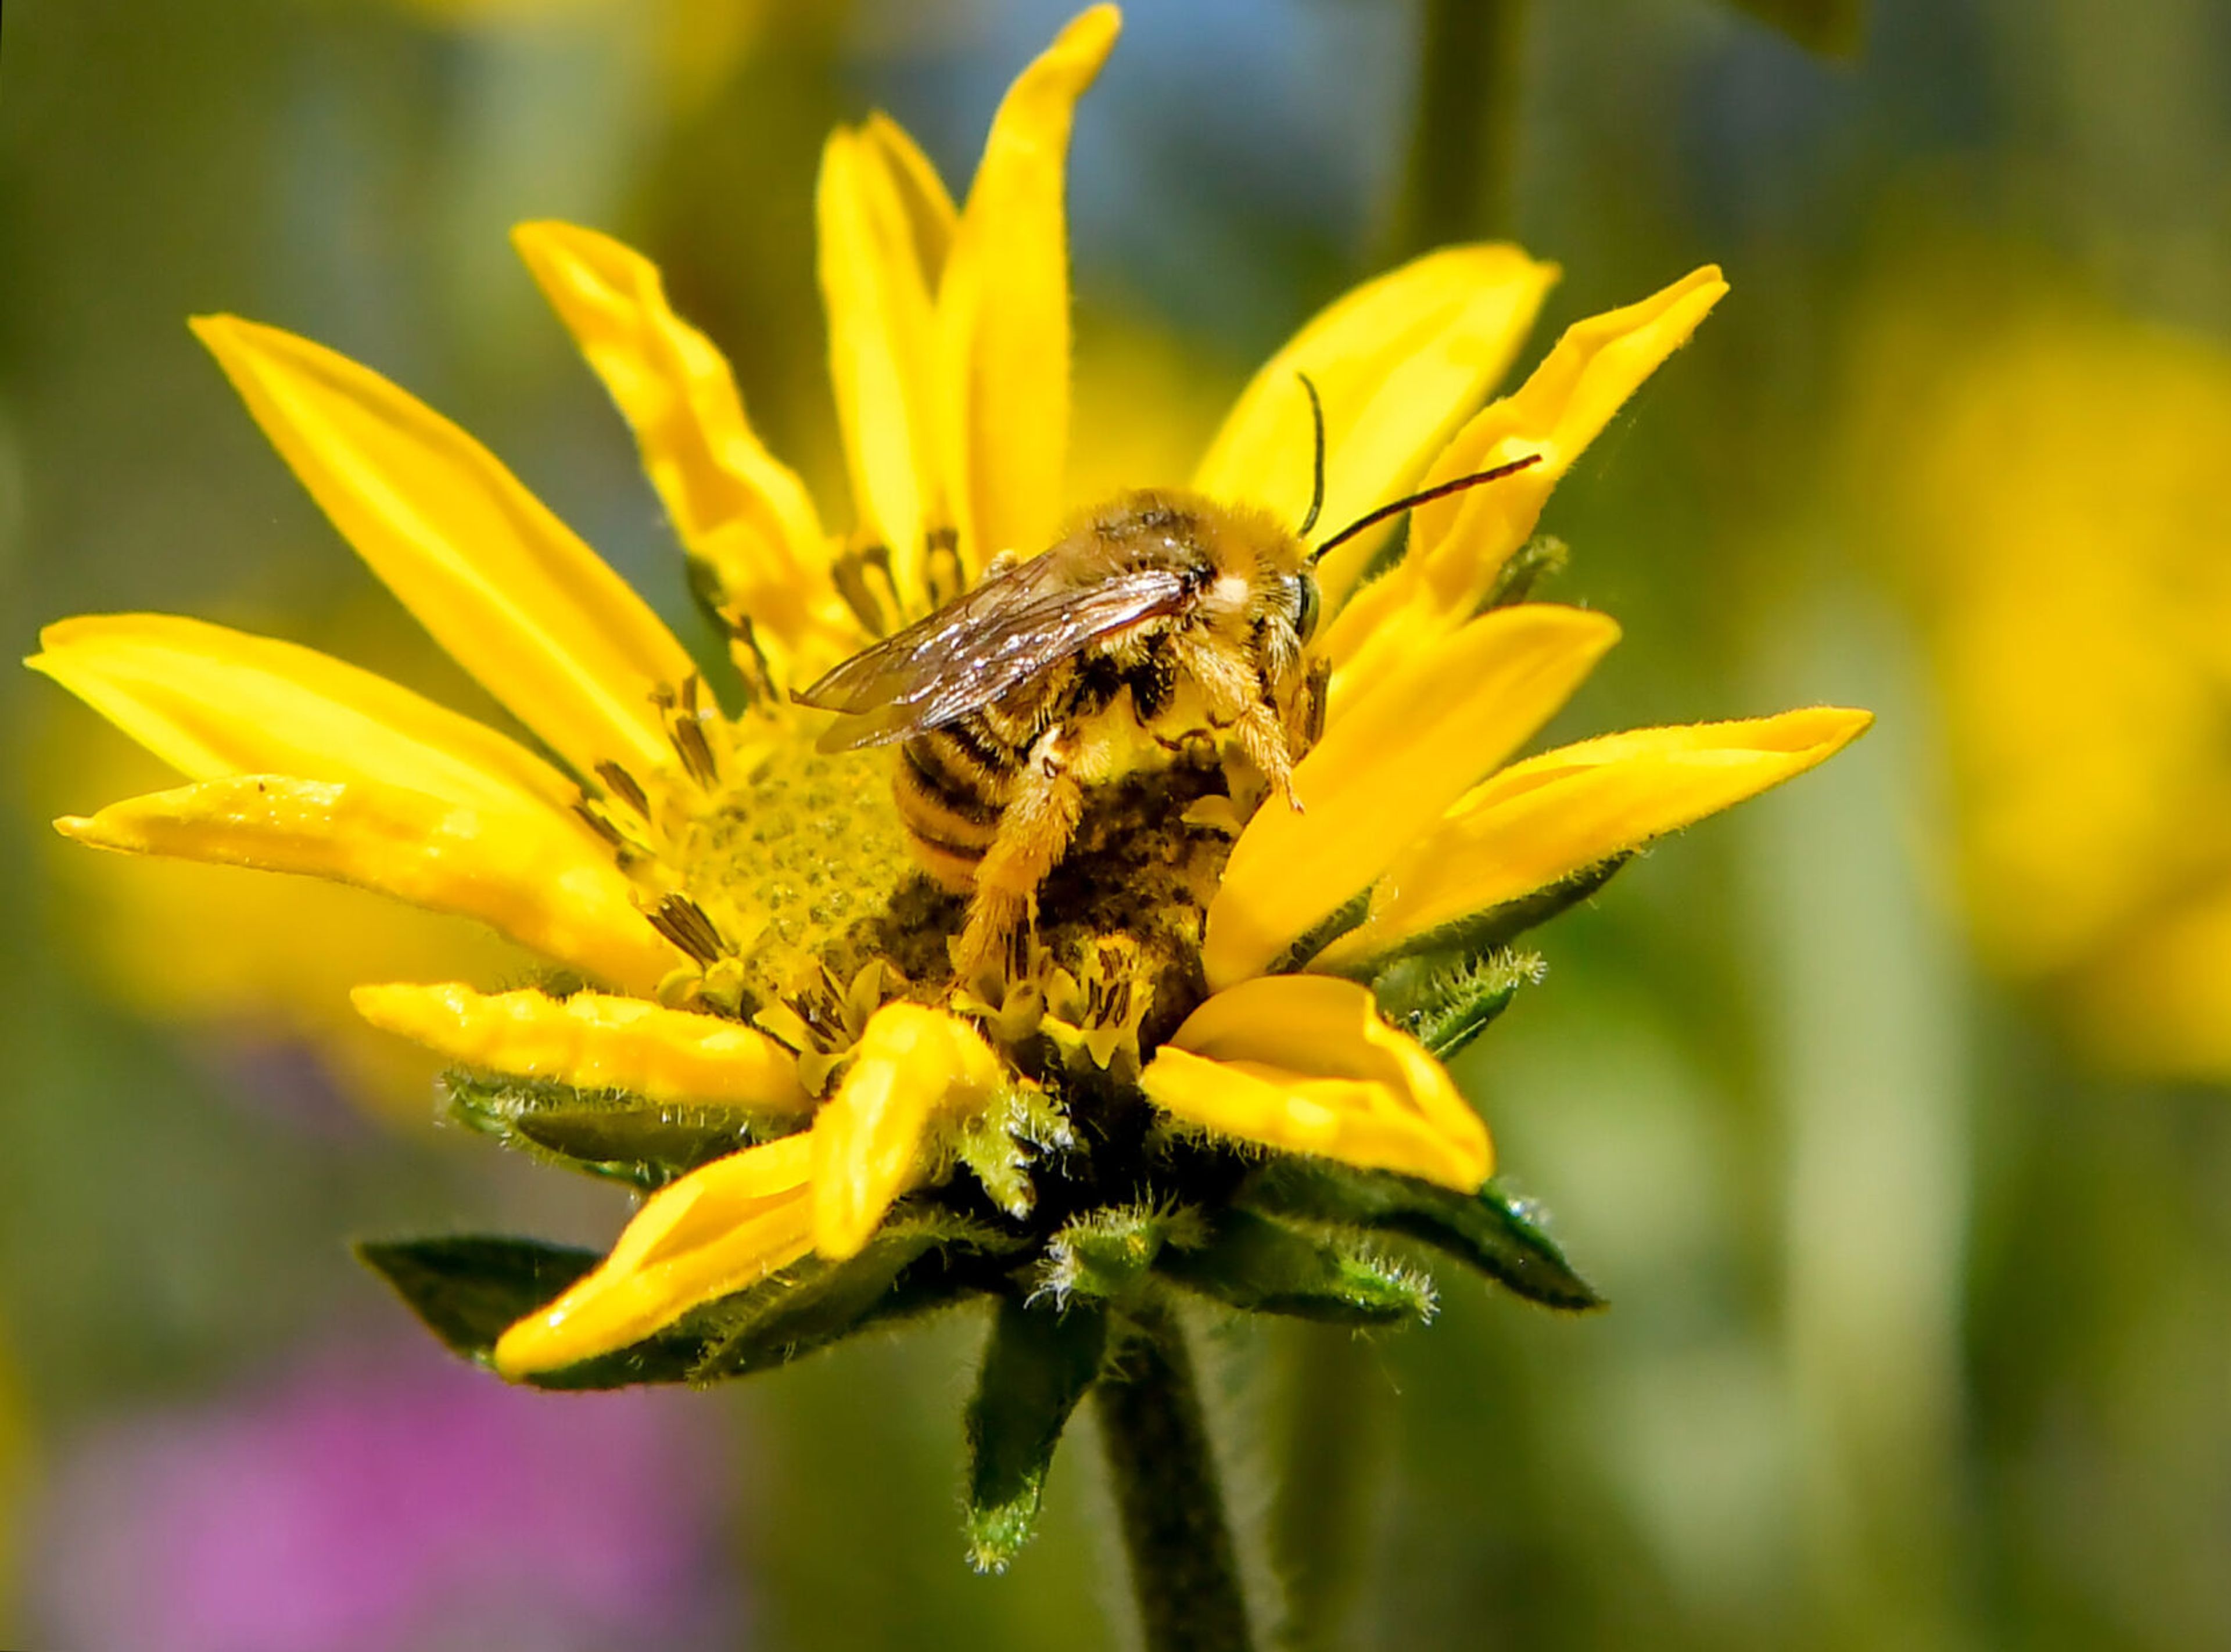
<box><xmin>669</xmin><ymin>727</ymin><xmax>1239</xmax><ymax>1059</ymax></box>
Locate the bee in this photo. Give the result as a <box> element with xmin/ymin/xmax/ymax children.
<box><xmin>797</xmin><ymin>379</ymin><xmax>1541</xmax><ymax>981</ymax></box>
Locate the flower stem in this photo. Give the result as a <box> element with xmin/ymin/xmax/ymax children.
<box><xmin>1386</xmin><ymin>0</ymin><xmax>1530</xmax><ymax>254</ymax></box>
<box><xmin>1267</xmin><ymin>1325</ymin><xmax>1386</xmax><ymax>1650</ymax></box>
<box><xmin>1095</xmin><ymin>1301</ymin><xmax>1254</xmax><ymax>1652</ymax></box>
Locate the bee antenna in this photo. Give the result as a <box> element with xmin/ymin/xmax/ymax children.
<box><xmin>1296</xmin><ymin>372</ymin><xmax>1328</xmax><ymax>538</ymax></box>
<box><xmin>1308</xmin><ymin>451</ymin><xmax>1544</xmax><ymax>566</ymax></box>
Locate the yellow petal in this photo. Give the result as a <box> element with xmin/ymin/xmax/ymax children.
<box><xmin>1165</xmin><ymin>974</ymin><xmax>1489</xmax><ymax>1181</ymax></box>
<box><xmin>58</xmin><ymin>775</ymin><xmax>679</xmax><ymax>992</ymax></box>
<box><xmin>1325</xmin><ymin>265</ymin><xmax>1727</xmax><ymax>683</ymax></box>
<box><xmin>810</xmin><ymin>1002</ymin><xmax>1003</xmax><ymax>1260</ymax></box>
<box><xmin>817</xmin><ymin>127</ymin><xmax>947</xmax><ymax>610</ymax></box>
<box><xmin>494</xmin><ymin>1133</ymin><xmax>815</xmax><ymax>1377</ymax></box>
<box><xmin>352</xmin><ymin>981</ymin><xmax>809</xmax><ymax>1109</ymax></box>
<box><xmin>1195</xmin><ymin>246</ymin><xmax>1557</xmax><ymax>609</ymax></box>
<box><xmin>1204</xmin><ymin>604</ymin><xmax>1619</xmax><ymax>989</ymax></box>
<box><xmin>29</xmin><ymin>613</ymin><xmax>587</xmax><ymax>831</ymax></box>
<box><xmin>1316</xmin><ymin>707</ymin><xmax>1875</xmax><ymax>971</ymax></box>
<box><xmin>935</xmin><ymin>5</ymin><xmax>1120</xmax><ymax>572</ymax></box>
<box><xmin>1142</xmin><ymin>1036</ymin><xmax>1487</xmax><ymax>1193</ymax></box>
<box><xmin>859</xmin><ymin>112</ymin><xmax>959</xmax><ymax>272</ymax></box>
<box><xmin>192</xmin><ymin>314</ymin><xmax>695</xmax><ymax>778</ymax></box>
<box><xmin>511</xmin><ymin>221</ymin><xmax>855</xmax><ymax>689</ymax></box>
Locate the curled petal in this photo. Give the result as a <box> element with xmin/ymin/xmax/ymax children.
<box><xmin>1168</xmin><ymin>974</ymin><xmax>1489</xmax><ymax>1177</ymax></box>
<box><xmin>935</xmin><ymin>5</ymin><xmax>1120</xmax><ymax>573</ymax></box>
<box><xmin>818</xmin><ymin>125</ymin><xmax>951</xmax><ymax>611</ymax></box>
<box><xmin>494</xmin><ymin>1133</ymin><xmax>815</xmax><ymax>1377</ymax></box>
<box><xmin>57</xmin><ymin>775</ymin><xmax>680</xmax><ymax>993</ymax></box>
<box><xmin>192</xmin><ymin>314</ymin><xmax>695</xmax><ymax>778</ymax></box>
<box><xmin>352</xmin><ymin>981</ymin><xmax>809</xmax><ymax>1110</ymax></box>
<box><xmin>1325</xmin><ymin>265</ymin><xmax>1728</xmax><ymax>684</ymax></box>
<box><xmin>811</xmin><ymin>1003</ymin><xmax>1003</xmax><ymax>1260</ymax></box>
<box><xmin>1205</xmin><ymin>604</ymin><xmax>1619</xmax><ymax>989</ymax></box>
<box><xmin>1317</xmin><ymin>708</ymin><xmax>1875</xmax><ymax>970</ymax></box>
<box><xmin>1142</xmin><ymin>1026</ymin><xmax>1488</xmax><ymax>1195</ymax></box>
<box><xmin>512</xmin><ymin>221</ymin><xmax>856</xmax><ymax>689</ymax></box>
<box><xmin>30</xmin><ymin>613</ymin><xmax>587</xmax><ymax>832</ymax></box>
<box><xmin>1195</xmin><ymin>245</ymin><xmax>1558</xmax><ymax>609</ymax></box>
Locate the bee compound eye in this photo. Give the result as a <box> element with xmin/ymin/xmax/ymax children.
<box><xmin>1292</xmin><ymin>572</ymin><xmax>1321</xmax><ymax>643</ymax></box>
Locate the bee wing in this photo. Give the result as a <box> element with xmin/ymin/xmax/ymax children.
<box><xmin>797</xmin><ymin>556</ymin><xmax>1192</xmax><ymax>750</ymax></box>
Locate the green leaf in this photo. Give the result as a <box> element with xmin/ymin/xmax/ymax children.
<box><xmin>964</xmin><ymin>1297</ymin><xmax>1107</xmax><ymax>1573</ymax></box>
<box><xmin>1722</xmin><ymin>0</ymin><xmax>1864</xmax><ymax>56</ymax></box>
<box><xmin>1235</xmin><ymin>1160</ymin><xmax>1604</xmax><ymax>1312</ymax></box>
<box><xmin>446</xmin><ymin>1071</ymin><xmax>761</xmax><ymax>1189</ymax></box>
<box><xmin>688</xmin><ymin>1208</ymin><xmax>1015</xmax><ymax>1382</ymax></box>
<box><xmin>357</xmin><ymin>1234</ymin><xmax>720</xmax><ymax>1389</ymax></box>
<box><xmin>358</xmin><ymin>1235</ymin><xmax>596</xmax><ymax>1357</ymax></box>
<box><xmin>1037</xmin><ymin>1201</ymin><xmax>1208</xmax><ymax>1303</ymax></box>
<box><xmin>357</xmin><ymin>1235</ymin><xmax>712</xmax><ymax>1388</ymax></box>
<box><xmin>1157</xmin><ymin>1209</ymin><xmax>1436</xmax><ymax>1325</ymax></box>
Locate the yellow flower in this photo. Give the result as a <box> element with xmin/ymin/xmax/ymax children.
<box><xmin>32</xmin><ymin>5</ymin><xmax>1867</xmax><ymax>1384</ymax></box>
<box><xmin>1846</xmin><ymin>267</ymin><xmax>2231</xmax><ymax>1078</ymax></box>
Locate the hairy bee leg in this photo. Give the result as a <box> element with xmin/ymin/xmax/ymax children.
<box><xmin>1230</xmin><ymin>701</ymin><xmax>1304</xmax><ymax>811</ymax></box>
<box><xmin>955</xmin><ymin>738</ymin><xmax>1087</xmax><ymax>985</ymax></box>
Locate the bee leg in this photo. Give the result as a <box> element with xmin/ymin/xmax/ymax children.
<box><xmin>1230</xmin><ymin>700</ymin><xmax>1304</xmax><ymax>813</ymax></box>
<box><xmin>956</xmin><ymin>734</ymin><xmax>1088</xmax><ymax>985</ymax></box>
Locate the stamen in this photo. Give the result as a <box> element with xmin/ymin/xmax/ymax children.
<box><xmin>571</xmin><ymin>798</ymin><xmax>626</xmax><ymax>850</ymax></box>
<box><xmin>593</xmin><ymin>760</ymin><xmax>651</xmax><ymax>819</ymax></box>
<box><xmin>924</xmin><ymin>525</ymin><xmax>964</xmax><ymax>608</ymax></box>
<box><xmin>832</xmin><ymin>541</ymin><xmax>899</xmax><ymax>636</ymax></box>
<box><xmin>722</xmin><ymin>612</ymin><xmax>779</xmax><ymax>706</ymax></box>
<box><xmin>662</xmin><ymin>675</ymin><xmax>720</xmax><ymax>788</ymax></box>
<box><xmin>646</xmin><ymin>892</ymin><xmax>726</xmax><ymax>967</ymax></box>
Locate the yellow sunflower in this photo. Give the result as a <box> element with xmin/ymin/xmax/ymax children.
<box><xmin>31</xmin><ymin>2</ymin><xmax>1866</xmax><ymax>1568</ymax></box>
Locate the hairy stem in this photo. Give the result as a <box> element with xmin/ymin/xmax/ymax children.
<box><xmin>1268</xmin><ymin>1326</ymin><xmax>1387</xmax><ymax>1650</ymax></box>
<box><xmin>1095</xmin><ymin>1301</ymin><xmax>1254</xmax><ymax>1652</ymax></box>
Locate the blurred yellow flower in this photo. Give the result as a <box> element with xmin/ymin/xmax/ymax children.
<box><xmin>34</xmin><ymin>5</ymin><xmax>1866</xmax><ymax>1379</ymax></box>
<box><xmin>1848</xmin><ymin>267</ymin><xmax>2231</xmax><ymax>1077</ymax></box>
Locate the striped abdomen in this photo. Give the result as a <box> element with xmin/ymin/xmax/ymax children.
<box><xmin>894</xmin><ymin>709</ymin><xmax>1030</xmax><ymax>892</ymax></box>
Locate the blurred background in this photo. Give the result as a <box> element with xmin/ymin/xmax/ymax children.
<box><xmin>6</xmin><ymin>0</ymin><xmax>2231</xmax><ymax>1646</ymax></box>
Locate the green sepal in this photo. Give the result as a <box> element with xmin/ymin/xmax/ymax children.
<box><xmin>690</xmin><ymin>1208</ymin><xmax>1018</xmax><ymax>1382</ymax></box>
<box><xmin>1721</xmin><ymin>0</ymin><xmax>1863</xmax><ymax>56</ymax></box>
<box><xmin>1037</xmin><ymin>1201</ymin><xmax>1208</xmax><ymax>1304</ymax></box>
<box><xmin>1480</xmin><ymin>533</ymin><xmax>1568</xmax><ymax>610</ymax></box>
<box><xmin>1267</xmin><ymin>886</ymin><xmax>1373</xmax><ymax>975</ymax></box>
<box><xmin>1377</xmin><ymin>948</ymin><xmax>1545</xmax><ymax>1061</ymax></box>
<box><xmin>1234</xmin><ymin>1159</ymin><xmax>1604</xmax><ymax>1312</ymax></box>
<box><xmin>445</xmin><ymin>1071</ymin><xmax>760</xmax><ymax>1190</ymax></box>
<box><xmin>1156</xmin><ymin>1208</ymin><xmax>1436</xmax><ymax>1325</ymax></box>
<box><xmin>952</xmin><ymin>1087</ymin><xmax>1078</xmax><ymax>1220</ymax></box>
<box><xmin>1351</xmin><ymin>856</ymin><xmax>1630</xmax><ymax>984</ymax></box>
<box><xmin>358</xmin><ymin>1234</ymin><xmax>594</xmax><ymax>1357</ymax></box>
<box><xmin>964</xmin><ymin>1297</ymin><xmax>1108</xmax><ymax>1574</ymax></box>
<box><xmin>358</xmin><ymin>1235</ymin><xmax>719</xmax><ymax>1388</ymax></box>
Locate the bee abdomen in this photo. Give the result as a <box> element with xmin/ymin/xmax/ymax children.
<box><xmin>894</xmin><ymin>728</ymin><xmax>1013</xmax><ymax>890</ymax></box>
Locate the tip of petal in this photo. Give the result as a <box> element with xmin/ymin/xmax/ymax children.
<box><xmin>1060</xmin><ymin>3</ymin><xmax>1124</xmax><ymax>57</ymax></box>
<box><xmin>52</xmin><ymin>814</ymin><xmax>96</xmax><ymax>842</ymax></box>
